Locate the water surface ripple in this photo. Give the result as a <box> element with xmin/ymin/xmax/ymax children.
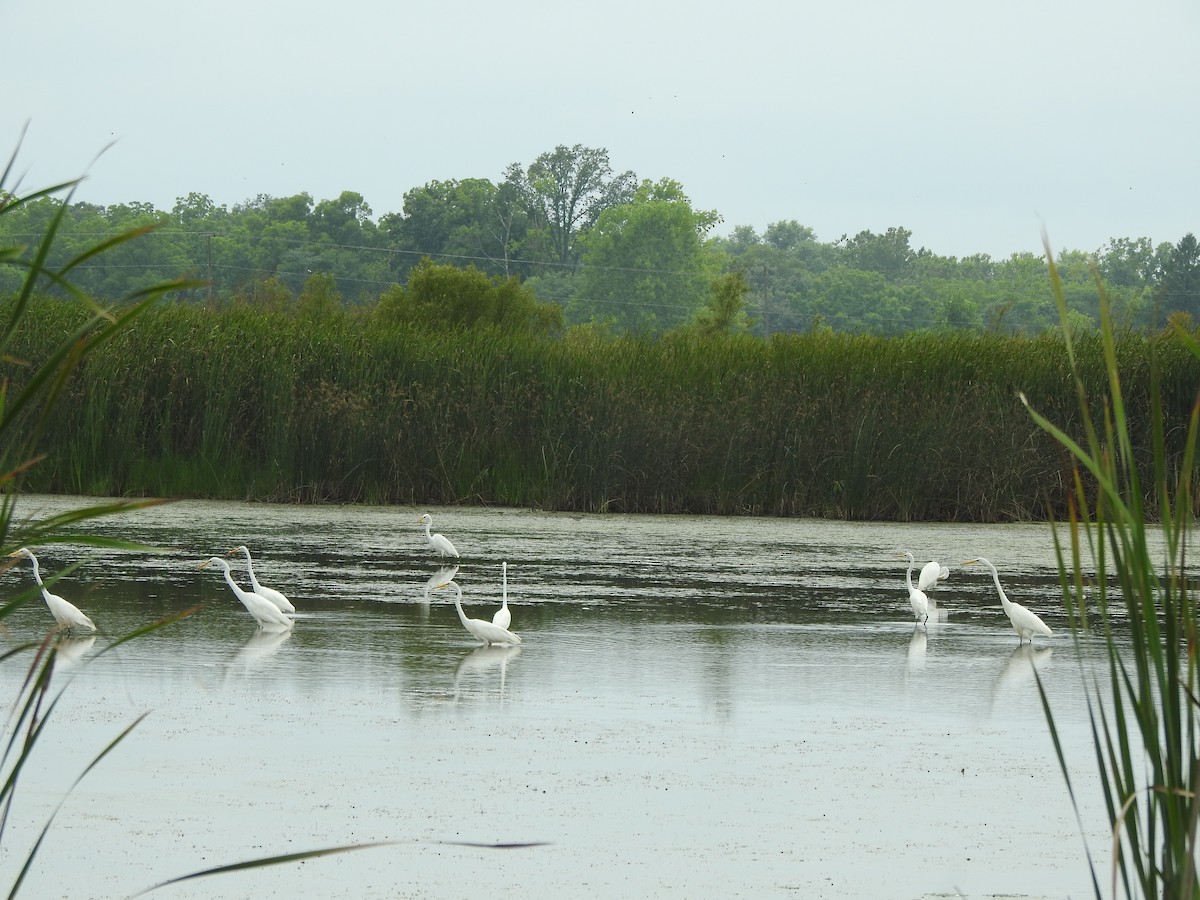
<box><xmin>1</xmin><ymin>498</ymin><xmax>1119</xmax><ymax>898</ymax></box>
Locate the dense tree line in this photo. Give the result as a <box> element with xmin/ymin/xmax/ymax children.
<box><xmin>1</xmin><ymin>144</ymin><xmax>1196</xmax><ymax>335</ymax></box>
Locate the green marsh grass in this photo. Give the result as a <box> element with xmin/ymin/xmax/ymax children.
<box><xmin>6</xmin><ymin>297</ymin><xmax>1196</xmax><ymax>520</ymax></box>
<box><xmin>1028</xmin><ymin>245</ymin><xmax>1200</xmax><ymax>898</ymax></box>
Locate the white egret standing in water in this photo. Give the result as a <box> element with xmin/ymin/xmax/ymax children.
<box><xmin>227</xmin><ymin>545</ymin><xmax>295</xmax><ymax>613</ymax></box>
<box><xmin>418</xmin><ymin>513</ymin><xmax>460</xmax><ymax>558</ymax></box>
<box><xmin>896</xmin><ymin>552</ymin><xmax>929</xmax><ymax>624</ymax></box>
<box><xmin>436</xmin><ymin>580</ymin><xmax>521</xmax><ymax>646</ymax></box>
<box><xmin>963</xmin><ymin>557</ymin><xmax>1053</xmax><ymax>644</ymax></box>
<box><xmin>7</xmin><ymin>548</ymin><xmax>97</xmax><ymax>632</ymax></box>
<box><xmin>198</xmin><ymin>557</ymin><xmax>294</xmax><ymax>629</ymax></box>
<box><xmin>918</xmin><ymin>559</ymin><xmax>950</xmax><ymax>593</ymax></box>
<box><xmin>492</xmin><ymin>561</ymin><xmax>511</xmax><ymax>630</ymax></box>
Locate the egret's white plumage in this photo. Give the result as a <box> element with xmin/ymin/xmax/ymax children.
<box><xmin>199</xmin><ymin>557</ymin><xmax>295</xmax><ymax>629</ymax></box>
<box><xmin>918</xmin><ymin>559</ymin><xmax>950</xmax><ymax>593</ymax></box>
<box><xmin>491</xmin><ymin>561</ymin><xmax>511</xmax><ymax>630</ymax></box>
<box><xmin>8</xmin><ymin>548</ymin><xmax>97</xmax><ymax>632</ymax></box>
<box><xmin>437</xmin><ymin>580</ymin><xmax>521</xmax><ymax>646</ymax></box>
<box><xmin>897</xmin><ymin>552</ymin><xmax>930</xmax><ymax>624</ymax></box>
<box><xmin>227</xmin><ymin>545</ymin><xmax>295</xmax><ymax>613</ymax></box>
<box><xmin>418</xmin><ymin>513</ymin><xmax>460</xmax><ymax>558</ymax></box>
<box><xmin>964</xmin><ymin>557</ymin><xmax>1053</xmax><ymax>644</ymax></box>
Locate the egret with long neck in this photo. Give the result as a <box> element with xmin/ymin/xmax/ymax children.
<box><xmin>896</xmin><ymin>552</ymin><xmax>929</xmax><ymax>624</ymax></box>
<box><xmin>963</xmin><ymin>557</ymin><xmax>1053</xmax><ymax>644</ymax></box>
<box><xmin>8</xmin><ymin>548</ymin><xmax>96</xmax><ymax>633</ymax></box>
<box><xmin>438</xmin><ymin>580</ymin><xmax>521</xmax><ymax>646</ymax></box>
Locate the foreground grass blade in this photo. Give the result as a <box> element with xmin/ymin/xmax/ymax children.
<box><xmin>1029</xmin><ymin>240</ymin><xmax>1200</xmax><ymax>898</ymax></box>
<box><xmin>133</xmin><ymin>838</ymin><xmax>551</xmax><ymax>896</ymax></box>
<box><xmin>6</xmin><ymin>713</ymin><xmax>149</xmax><ymax>900</ymax></box>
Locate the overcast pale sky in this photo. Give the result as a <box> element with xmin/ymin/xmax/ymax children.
<box><xmin>5</xmin><ymin>0</ymin><xmax>1198</xmax><ymax>259</ymax></box>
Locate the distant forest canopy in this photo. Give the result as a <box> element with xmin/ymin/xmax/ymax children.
<box><xmin>1</xmin><ymin>143</ymin><xmax>1197</xmax><ymax>336</ymax></box>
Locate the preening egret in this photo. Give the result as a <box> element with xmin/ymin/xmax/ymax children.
<box><xmin>7</xmin><ymin>548</ymin><xmax>97</xmax><ymax>632</ymax></box>
<box><xmin>198</xmin><ymin>557</ymin><xmax>295</xmax><ymax>629</ymax></box>
<box><xmin>491</xmin><ymin>561</ymin><xmax>511</xmax><ymax>630</ymax></box>
<box><xmin>963</xmin><ymin>557</ymin><xmax>1053</xmax><ymax>644</ymax></box>
<box><xmin>436</xmin><ymin>580</ymin><xmax>521</xmax><ymax>646</ymax></box>
<box><xmin>226</xmin><ymin>545</ymin><xmax>295</xmax><ymax>613</ymax></box>
<box><xmin>918</xmin><ymin>559</ymin><xmax>950</xmax><ymax>593</ymax></box>
<box><xmin>896</xmin><ymin>552</ymin><xmax>930</xmax><ymax>624</ymax></box>
<box><xmin>418</xmin><ymin>513</ymin><xmax>460</xmax><ymax>559</ymax></box>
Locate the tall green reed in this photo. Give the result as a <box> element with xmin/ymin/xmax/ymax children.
<box><xmin>0</xmin><ymin>134</ymin><xmax>203</xmax><ymax>894</ymax></box>
<box><xmin>9</xmin><ymin>293</ymin><xmax>1197</xmax><ymax>519</ymax></box>
<box><xmin>1026</xmin><ymin>241</ymin><xmax>1200</xmax><ymax>899</ymax></box>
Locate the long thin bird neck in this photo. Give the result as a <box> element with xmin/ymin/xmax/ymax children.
<box><xmin>424</xmin><ymin>520</ymin><xmax>434</xmax><ymax>540</ymax></box>
<box><xmin>450</xmin><ymin>583</ymin><xmax>470</xmax><ymax>628</ymax></box>
<box><xmin>26</xmin><ymin>553</ymin><xmax>44</xmax><ymax>587</ymax></box>
<box><xmin>24</xmin><ymin>554</ymin><xmax>54</xmax><ymax>605</ymax></box>
<box><xmin>986</xmin><ymin>564</ymin><xmax>1011</xmax><ymax>610</ymax></box>
<box><xmin>218</xmin><ymin>562</ymin><xmax>242</xmax><ymax>596</ymax></box>
<box><xmin>904</xmin><ymin>558</ymin><xmax>916</xmax><ymax>593</ymax></box>
<box><xmin>241</xmin><ymin>548</ymin><xmax>259</xmax><ymax>584</ymax></box>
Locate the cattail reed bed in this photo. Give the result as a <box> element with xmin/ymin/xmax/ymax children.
<box><xmin>5</xmin><ymin>297</ymin><xmax>1195</xmax><ymax>521</ymax></box>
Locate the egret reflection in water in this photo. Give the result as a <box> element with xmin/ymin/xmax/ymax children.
<box><xmin>54</xmin><ymin>634</ymin><xmax>97</xmax><ymax>667</ymax></box>
<box><xmin>423</xmin><ymin>565</ymin><xmax>460</xmax><ymax>600</ymax></box>
<box><xmin>990</xmin><ymin>643</ymin><xmax>1054</xmax><ymax>716</ymax></box>
<box><xmin>906</xmin><ymin>626</ymin><xmax>927</xmax><ymax>673</ymax></box>
<box><xmin>226</xmin><ymin>625</ymin><xmax>293</xmax><ymax>678</ymax></box>
<box><xmin>454</xmin><ymin>644</ymin><xmax>522</xmax><ymax>702</ymax></box>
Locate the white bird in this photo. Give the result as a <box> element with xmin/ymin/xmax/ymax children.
<box><xmin>7</xmin><ymin>548</ymin><xmax>97</xmax><ymax>633</ymax></box>
<box><xmin>896</xmin><ymin>552</ymin><xmax>929</xmax><ymax>624</ymax></box>
<box><xmin>918</xmin><ymin>559</ymin><xmax>950</xmax><ymax>593</ymax></box>
<box><xmin>436</xmin><ymin>580</ymin><xmax>521</xmax><ymax>646</ymax></box>
<box><xmin>491</xmin><ymin>561</ymin><xmax>511</xmax><ymax>630</ymax></box>
<box><xmin>418</xmin><ymin>513</ymin><xmax>460</xmax><ymax>558</ymax></box>
<box><xmin>198</xmin><ymin>557</ymin><xmax>295</xmax><ymax>629</ymax></box>
<box><xmin>226</xmin><ymin>545</ymin><xmax>295</xmax><ymax>613</ymax></box>
<box><xmin>963</xmin><ymin>557</ymin><xmax>1053</xmax><ymax>644</ymax></box>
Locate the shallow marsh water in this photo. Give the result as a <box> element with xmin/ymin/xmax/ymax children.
<box><xmin>0</xmin><ymin>497</ymin><xmax>1122</xmax><ymax>898</ymax></box>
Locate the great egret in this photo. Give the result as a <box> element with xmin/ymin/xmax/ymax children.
<box><xmin>896</xmin><ymin>552</ymin><xmax>930</xmax><ymax>624</ymax></box>
<box><xmin>418</xmin><ymin>513</ymin><xmax>460</xmax><ymax>558</ymax></box>
<box><xmin>226</xmin><ymin>545</ymin><xmax>295</xmax><ymax>613</ymax></box>
<box><xmin>963</xmin><ymin>557</ymin><xmax>1053</xmax><ymax>644</ymax></box>
<box><xmin>918</xmin><ymin>559</ymin><xmax>950</xmax><ymax>593</ymax></box>
<box><xmin>7</xmin><ymin>548</ymin><xmax>97</xmax><ymax>633</ymax></box>
<box><xmin>198</xmin><ymin>557</ymin><xmax>295</xmax><ymax>629</ymax></box>
<box><xmin>491</xmin><ymin>561</ymin><xmax>511</xmax><ymax>630</ymax></box>
<box><xmin>436</xmin><ymin>580</ymin><xmax>521</xmax><ymax>646</ymax></box>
